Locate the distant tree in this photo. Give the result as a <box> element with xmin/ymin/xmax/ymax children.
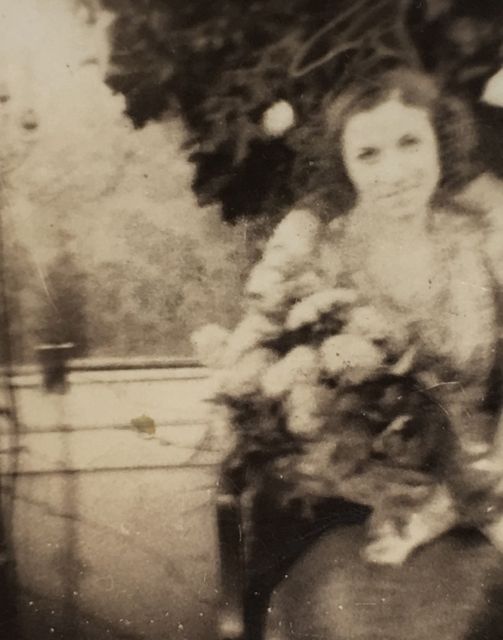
<box><xmin>86</xmin><ymin>218</ymin><xmax>248</xmax><ymax>357</ymax></box>
<box><xmin>2</xmin><ymin>2</ymin><xmax>252</xmax><ymax>361</ymax></box>
<box><xmin>0</xmin><ymin>239</ymin><xmax>40</xmax><ymax>364</ymax></box>
<box><xmin>102</xmin><ymin>0</ymin><xmax>503</xmax><ymax>223</ymax></box>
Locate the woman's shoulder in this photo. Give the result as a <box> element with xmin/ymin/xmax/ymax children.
<box><xmin>456</xmin><ymin>173</ymin><xmax>503</xmax><ymax>218</ymax></box>
<box><xmin>444</xmin><ymin>174</ymin><xmax>503</xmax><ymax>237</ymax></box>
<box><xmin>434</xmin><ymin>177</ymin><xmax>503</xmax><ymax>282</ymax></box>
<box><xmin>432</xmin><ymin>199</ymin><xmax>488</xmax><ymax>250</ymax></box>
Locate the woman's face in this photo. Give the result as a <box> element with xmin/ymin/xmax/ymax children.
<box><xmin>341</xmin><ymin>97</ymin><xmax>441</xmax><ymax>218</ymax></box>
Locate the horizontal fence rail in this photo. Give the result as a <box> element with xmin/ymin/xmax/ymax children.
<box><xmin>3</xmin><ymin>355</ymin><xmax>204</xmax><ymax>380</ymax></box>
<box><xmin>0</xmin><ymin>356</ymin><xmax>224</xmax><ymax>475</ymax></box>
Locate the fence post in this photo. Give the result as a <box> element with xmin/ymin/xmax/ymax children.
<box><xmin>35</xmin><ymin>343</ymin><xmax>75</xmax><ymax>393</ymax></box>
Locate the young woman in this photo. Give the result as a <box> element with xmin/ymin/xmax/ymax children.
<box><xmin>198</xmin><ymin>68</ymin><xmax>503</xmax><ymax>565</ymax></box>
<box><xmin>287</xmin><ymin>68</ymin><xmax>503</xmax><ymax>563</ymax></box>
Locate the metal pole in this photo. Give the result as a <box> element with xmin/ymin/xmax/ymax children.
<box><xmin>0</xmin><ymin>176</ymin><xmax>20</xmax><ymax>639</ymax></box>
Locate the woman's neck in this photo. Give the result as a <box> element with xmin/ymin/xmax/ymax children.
<box><xmin>350</xmin><ymin>199</ymin><xmax>431</xmax><ymax>241</ymax></box>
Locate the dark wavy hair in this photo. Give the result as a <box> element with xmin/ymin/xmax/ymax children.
<box><xmin>288</xmin><ymin>67</ymin><xmax>480</xmax><ymax>222</ymax></box>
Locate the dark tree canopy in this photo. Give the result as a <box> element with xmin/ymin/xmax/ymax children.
<box><xmin>102</xmin><ymin>0</ymin><xmax>503</xmax><ymax>223</ymax></box>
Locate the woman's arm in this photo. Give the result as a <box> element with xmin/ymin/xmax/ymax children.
<box><xmin>472</xmin><ymin>178</ymin><xmax>503</xmax><ymax>455</ymax></box>
<box><xmin>458</xmin><ymin>173</ymin><xmax>503</xmax><ymax>284</ymax></box>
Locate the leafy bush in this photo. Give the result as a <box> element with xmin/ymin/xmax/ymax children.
<box><xmin>102</xmin><ymin>0</ymin><xmax>503</xmax><ymax>221</ymax></box>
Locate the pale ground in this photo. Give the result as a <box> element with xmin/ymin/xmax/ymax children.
<box><xmin>1</xmin><ymin>368</ymin><xmax>224</xmax><ymax>640</ymax></box>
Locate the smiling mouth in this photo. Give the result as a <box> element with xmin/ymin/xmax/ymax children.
<box><xmin>381</xmin><ymin>185</ymin><xmax>421</xmax><ymax>200</ymax></box>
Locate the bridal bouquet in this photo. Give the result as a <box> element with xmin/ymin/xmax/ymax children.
<box><xmin>192</xmin><ymin>210</ymin><xmax>443</xmax><ymax>503</ymax></box>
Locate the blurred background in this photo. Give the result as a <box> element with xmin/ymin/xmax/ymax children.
<box><xmin>0</xmin><ymin>3</ymin><xmax>251</xmax><ymax>638</ymax></box>
<box><xmin>3</xmin><ymin>0</ymin><xmax>503</xmax><ymax>365</ymax></box>
<box><xmin>0</xmin><ymin>1</ymin><xmax>502</xmax><ymax>639</ymax></box>
<box><xmin>1</xmin><ymin>0</ymin><xmax>252</xmax><ymax>365</ymax></box>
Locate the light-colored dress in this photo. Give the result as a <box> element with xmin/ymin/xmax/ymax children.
<box><xmin>318</xmin><ymin>205</ymin><xmax>501</xmax><ymax>451</ymax></box>
<box><xmin>204</xmin><ymin>187</ymin><xmax>503</xmax><ymax>563</ymax></box>
<box><xmin>323</xmin><ymin>209</ymin><xmax>496</xmax><ymax>375</ymax></box>
<box><xmin>237</xmin><ymin>199</ymin><xmax>502</xmax><ymax>449</ymax></box>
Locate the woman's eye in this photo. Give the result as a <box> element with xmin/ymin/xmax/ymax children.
<box><xmin>399</xmin><ymin>134</ymin><xmax>420</xmax><ymax>148</ymax></box>
<box><xmin>357</xmin><ymin>147</ymin><xmax>379</xmax><ymax>162</ymax></box>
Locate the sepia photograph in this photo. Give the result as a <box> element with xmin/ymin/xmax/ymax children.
<box><xmin>1</xmin><ymin>1</ymin><xmax>503</xmax><ymax>638</ymax></box>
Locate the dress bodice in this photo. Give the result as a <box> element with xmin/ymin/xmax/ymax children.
<box><xmin>319</xmin><ymin>207</ymin><xmax>498</xmax><ymax>382</ymax></box>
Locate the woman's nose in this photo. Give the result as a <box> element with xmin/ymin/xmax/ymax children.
<box><xmin>375</xmin><ymin>172</ymin><xmax>407</xmax><ymax>192</ymax></box>
<box><xmin>386</xmin><ymin>163</ymin><xmax>414</xmax><ymax>189</ymax></box>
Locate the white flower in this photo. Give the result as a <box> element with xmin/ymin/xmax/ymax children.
<box><xmin>320</xmin><ymin>334</ymin><xmax>385</xmax><ymax>384</ymax></box>
<box><xmin>262</xmin><ymin>100</ymin><xmax>295</xmax><ymax>136</ymax></box>
<box><xmin>285</xmin><ymin>383</ymin><xmax>324</xmax><ymax>436</ymax></box>
<box><xmin>482</xmin><ymin>67</ymin><xmax>503</xmax><ymax>107</ymax></box>
<box><xmin>191</xmin><ymin>323</ymin><xmax>230</xmax><ymax>368</ymax></box>
<box><xmin>389</xmin><ymin>346</ymin><xmax>417</xmax><ymax>375</ymax></box>
<box><xmin>245</xmin><ymin>209</ymin><xmax>323</xmax><ymax>315</ymax></box>
<box><xmin>261</xmin><ymin>345</ymin><xmax>319</xmax><ymax>398</ymax></box>
<box><xmin>287</xmin><ymin>269</ymin><xmax>325</xmax><ymax>299</ymax></box>
<box><xmin>266</xmin><ymin>209</ymin><xmax>319</xmax><ymax>266</ymax></box>
<box><xmin>286</xmin><ymin>288</ymin><xmax>358</xmax><ymax>331</ymax></box>
<box><xmin>216</xmin><ymin>347</ymin><xmax>277</xmax><ymax>398</ymax></box>
<box><xmin>223</xmin><ymin>313</ymin><xmax>280</xmax><ymax>365</ymax></box>
<box><xmin>261</xmin><ymin>246</ymin><xmax>311</xmax><ymax>275</ymax></box>
<box><xmin>207</xmin><ymin>403</ymin><xmax>237</xmax><ymax>456</ymax></box>
<box><xmin>345</xmin><ymin>305</ymin><xmax>390</xmax><ymax>342</ymax></box>
<box><xmin>246</xmin><ymin>263</ymin><xmax>288</xmax><ymax>314</ymax></box>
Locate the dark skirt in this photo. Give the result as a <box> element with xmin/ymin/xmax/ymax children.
<box><xmin>265</xmin><ymin>523</ymin><xmax>503</xmax><ymax>640</ymax></box>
